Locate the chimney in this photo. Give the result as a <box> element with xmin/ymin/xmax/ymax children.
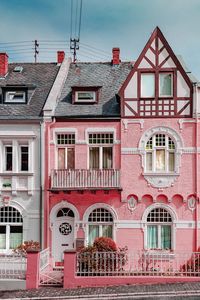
<box><xmin>112</xmin><ymin>48</ymin><xmax>121</xmax><ymax>65</ymax></box>
<box><xmin>0</xmin><ymin>53</ymin><xmax>8</xmax><ymax>77</ymax></box>
<box><xmin>57</xmin><ymin>51</ymin><xmax>65</xmax><ymax>64</ymax></box>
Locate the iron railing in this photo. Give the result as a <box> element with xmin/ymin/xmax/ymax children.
<box><xmin>0</xmin><ymin>254</ymin><xmax>27</xmax><ymax>279</ymax></box>
<box><xmin>76</xmin><ymin>251</ymin><xmax>200</xmax><ymax>277</ymax></box>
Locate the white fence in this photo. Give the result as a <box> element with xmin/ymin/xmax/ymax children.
<box><xmin>0</xmin><ymin>254</ymin><xmax>27</xmax><ymax>279</ymax></box>
<box><xmin>76</xmin><ymin>251</ymin><xmax>200</xmax><ymax>277</ymax></box>
<box><xmin>40</xmin><ymin>248</ymin><xmax>50</xmax><ymax>271</ymax></box>
<box><xmin>51</xmin><ymin>169</ymin><xmax>120</xmax><ymax>189</ymax></box>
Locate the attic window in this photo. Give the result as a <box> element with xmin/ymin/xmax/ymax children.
<box><xmin>5</xmin><ymin>91</ymin><xmax>26</xmax><ymax>103</ymax></box>
<box><xmin>13</xmin><ymin>66</ymin><xmax>23</xmax><ymax>73</ymax></box>
<box><xmin>75</xmin><ymin>91</ymin><xmax>96</xmax><ymax>103</ymax></box>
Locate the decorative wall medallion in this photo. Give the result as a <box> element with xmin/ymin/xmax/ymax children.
<box><xmin>144</xmin><ymin>175</ymin><xmax>178</xmax><ymax>189</ymax></box>
<box><xmin>59</xmin><ymin>223</ymin><xmax>72</xmax><ymax>235</ymax></box>
<box><xmin>2</xmin><ymin>195</ymin><xmax>11</xmax><ymax>206</ymax></box>
<box><xmin>127</xmin><ymin>196</ymin><xmax>137</xmax><ymax>213</ymax></box>
<box><xmin>188</xmin><ymin>197</ymin><xmax>196</xmax><ymax>212</ymax></box>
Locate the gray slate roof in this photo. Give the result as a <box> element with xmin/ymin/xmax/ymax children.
<box><xmin>0</xmin><ymin>63</ymin><xmax>59</xmax><ymax>119</ymax></box>
<box><xmin>55</xmin><ymin>62</ymin><xmax>133</xmax><ymax>118</ymax></box>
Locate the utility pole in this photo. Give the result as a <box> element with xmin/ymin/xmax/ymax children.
<box><xmin>70</xmin><ymin>38</ymin><xmax>79</xmax><ymax>63</ymax></box>
<box><xmin>34</xmin><ymin>40</ymin><xmax>39</xmax><ymax>63</ymax></box>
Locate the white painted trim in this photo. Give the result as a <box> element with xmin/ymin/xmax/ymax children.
<box><xmin>85</xmin><ymin>128</ymin><xmax>117</xmax><ymax>142</ymax></box>
<box><xmin>0</xmin><ymin>131</ymin><xmax>36</xmax><ymax>138</ymax></box>
<box><xmin>52</xmin><ymin>128</ymin><xmax>78</xmax><ymax>145</ymax></box>
<box><xmin>50</xmin><ymin>201</ymin><xmax>80</xmax><ymax>228</ymax></box>
<box><xmin>122</xmin><ymin>147</ymin><xmax>200</xmax><ymax>155</ymax></box>
<box><xmin>122</xmin><ymin>119</ymin><xmax>144</xmax><ymax>131</ymax></box>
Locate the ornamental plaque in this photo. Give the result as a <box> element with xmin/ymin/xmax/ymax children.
<box><xmin>59</xmin><ymin>222</ymin><xmax>72</xmax><ymax>235</ymax></box>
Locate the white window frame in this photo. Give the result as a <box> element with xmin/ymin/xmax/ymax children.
<box><xmin>75</xmin><ymin>91</ymin><xmax>96</xmax><ymax>103</ymax></box>
<box><xmin>159</xmin><ymin>73</ymin><xmax>173</xmax><ymax>97</ymax></box>
<box><xmin>4</xmin><ymin>144</ymin><xmax>13</xmax><ymax>172</ymax></box>
<box><xmin>83</xmin><ymin>203</ymin><xmax>118</xmax><ymax>246</ymax></box>
<box><xmin>19</xmin><ymin>145</ymin><xmax>29</xmax><ymax>172</ymax></box>
<box><xmin>56</xmin><ymin>133</ymin><xmax>76</xmax><ymax>169</ymax></box>
<box><xmin>57</xmin><ymin>146</ymin><xmax>75</xmax><ymax>169</ymax></box>
<box><xmin>88</xmin><ymin>133</ymin><xmax>114</xmax><ymax>169</ymax></box>
<box><xmin>5</xmin><ymin>91</ymin><xmax>26</xmax><ymax>103</ymax></box>
<box><xmin>145</xmin><ymin>134</ymin><xmax>175</xmax><ymax>173</ymax></box>
<box><xmin>142</xmin><ymin>203</ymin><xmax>177</xmax><ymax>251</ymax></box>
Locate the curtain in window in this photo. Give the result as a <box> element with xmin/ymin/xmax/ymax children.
<box><xmin>0</xmin><ymin>226</ymin><xmax>6</xmax><ymax>249</ymax></box>
<box><xmin>161</xmin><ymin>225</ymin><xmax>171</xmax><ymax>249</ymax></box>
<box><xmin>9</xmin><ymin>226</ymin><xmax>23</xmax><ymax>249</ymax></box>
<box><xmin>89</xmin><ymin>148</ymin><xmax>99</xmax><ymax>169</ymax></box>
<box><xmin>103</xmin><ymin>147</ymin><xmax>112</xmax><ymax>169</ymax></box>
<box><xmin>88</xmin><ymin>225</ymin><xmax>99</xmax><ymax>245</ymax></box>
<box><xmin>102</xmin><ymin>225</ymin><xmax>112</xmax><ymax>238</ymax></box>
<box><xmin>147</xmin><ymin>225</ymin><xmax>158</xmax><ymax>249</ymax></box>
<box><xmin>58</xmin><ymin>148</ymin><xmax>65</xmax><ymax>169</ymax></box>
<box><xmin>146</xmin><ymin>152</ymin><xmax>152</xmax><ymax>171</ymax></box>
<box><xmin>67</xmin><ymin>148</ymin><xmax>75</xmax><ymax>169</ymax></box>
<box><xmin>156</xmin><ymin>150</ymin><xmax>165</xmax><ymax>171</ymax></box>
<box><xmin>168</xmin><ymin>152</ymin><xmax>175</xmax><ymax>171</ymax></box>
<box><xmin>160</xmin><ymin>74</ymin><xmax>172</xmax><ymax>96</ymax></box>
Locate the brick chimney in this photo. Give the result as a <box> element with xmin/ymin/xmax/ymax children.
<box><xmin>112</xmin><ymin>48</ymin><xmax>121</xmax><ymax>65</ymax></box>
<box><xmin>57</xmin><ymin>51</ymin><xmax>65</xmax><ymax>64</ymax></box>
<box><xmin>0</xmin><ymin>53</ymin><xmax>8</xmax><ymax>77</ymax></box>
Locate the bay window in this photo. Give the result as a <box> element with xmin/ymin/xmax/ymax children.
<box><xmin>145</xmin><ymin>134</ymin><xmax>175</xmax><ymax>173</ymax></box>
<box><xmin>89</xmin><ymin>133</ymin><xmax>113</xmax><ymax>169</ymax></box>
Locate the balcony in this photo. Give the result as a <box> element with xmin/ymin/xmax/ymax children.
<box><xmin>51</xmin><ymin>169</ymin><xmax>120</xmax><ymax>190</ymax></box>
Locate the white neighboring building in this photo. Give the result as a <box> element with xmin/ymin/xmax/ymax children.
<box><xmin>0</xmin><ymin>53</ymin><xmax>60</xmax><ymax>253</ymax></box>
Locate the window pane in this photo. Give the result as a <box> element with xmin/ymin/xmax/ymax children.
<box><xmin>141</xmin><ymin>74</ymin><xmax>155</xmax><ymax>97</ymax></box>
<box><xmin>89</xmin><ymin>147</ymin><xmax>99</xmax><ymax>169</ymax></box>
<box><xmin>67</xmin><ymin>148</ymin><xmax>75</xmax><ymax>169</ymax></box>
<box><xmin>6</xmin><ymin>146</ymin><xmax>12</xmax><ymax>171</ymax></box>
<box><xmin>58</xmin><ymin>148</ymin><xmax>65</xmax><ymax>169</ymax></box>
<box><xmin>169</xmin><ymin>152</ymin><xmax>175</xmax><ymax>171</ymax></box>
<box><xmin>103</xmin><ymin>147</ymin><xmax>112</xmax><ymax>169</ymax></box>
<box><xmin>159</xmin><ymin>73</ymin><xmax>172</xmax><ymax>96</ymax></box>
<box><xmin>102</xmin><ymin>225</ymin><xmax>112</xmax><ymax>238</ymax></box>
<box><xmin>0</xmin><ymin>226</ymin><xmax>6</xmax><ymax>249</ymax></box>
<box><xmin>88</xmin><ymin>225</ymin><xmax>99</xmax><ymax>245</ymax></box>
<box><xmin>161</xmin><ymin>225</ymin><xmax>171</xmax><ymax>249</ymax></box>
<box><xmin>156</xmin><ymin>149</ymin><xmax>165</xmax><ymax>171</ymax></box>
<box><xmin>147</xmin><ymin>225</ymin><xmax>158</xmax><ymax>249</ymax></box>
<box><xmin>21</xmin><ymin>146</ymin><xmax>29</xmax><ymax>171</ymax></box>
<box><xmin>10</xmin><ymin>226</ymin><xmax>23</xmax><ymax>249</ymax></box>
<box><xmin>146</xmin><ymin>152</ymin><xmax>152</xmax><ymax>171</ymax></box>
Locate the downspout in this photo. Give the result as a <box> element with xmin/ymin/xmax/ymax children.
<box><xmin>194</xmin><ymin>83</ymin><xmax>199</xmax><ymax>251</ymax></box>
<box><xmin>39</xmin><ymin>121</ymin><xmax>43</xmax><ymax>247</ymax></box>
<box><xmin>46</xmin><ymin>117</ymin><xmax>56</xmax><ymax>249</ymax></box>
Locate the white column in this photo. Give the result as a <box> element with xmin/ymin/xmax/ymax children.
<box><xmin>28</xmin><ymin>139</ymin><xmax>34</xmax><ymax>173</ymax></box>
<box><xmin>12</xmin><ymin>140</ymin><xmax>18</xmax><ymax>172</ymax></box>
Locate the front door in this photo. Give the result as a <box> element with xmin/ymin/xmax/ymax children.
<box><xmin>52</xmin><ymin>212</ymin><xmax>75</xmax><ymax>263</ymax></box>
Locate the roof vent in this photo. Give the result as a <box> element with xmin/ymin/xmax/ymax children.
<box><xmin>13</xmin><ymin>66</ymin><xmax>23</xmax><ymax>73</ymax></box>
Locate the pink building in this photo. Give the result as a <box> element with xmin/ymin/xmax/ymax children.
<box><xmin>43</xmin><ymin>27</ymin><xmax>200</xmax><ymax>267</ymax></box>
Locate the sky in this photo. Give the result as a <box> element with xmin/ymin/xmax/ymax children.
<box><xmin>1</xmin><ymin>0</ymin><xmax>200</xmax><ymax>79</ymax></box>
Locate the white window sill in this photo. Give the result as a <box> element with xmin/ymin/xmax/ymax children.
<box><xmin>0</xmin><ymin>172</ymin><xmax>34</xmax><ymax>176</ymax></box>
<box><xmin>143</xmin><ymin>173</ymin><xmax>179</xmax><ymax>188</ymax></box>
<box><xmin>143</xmin><ymin>250</ymin><xmax>175</xmax><ymax>260</ymax></box>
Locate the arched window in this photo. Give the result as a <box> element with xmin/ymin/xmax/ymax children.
<box><xmin>0</xmin><ymin>206</ymin><xmax>23</xmax><ymax>251</ymax></box>
<box><xmin>147</xmin><ymin>207</ymin><xmax>172</xmax><ymax>250</ymax></box>
<box><xmin>57</xmin><ymin>208</ymin><xmax>74</xmax><ymax>218</ymax></box>
<box><xmin>145</xmin><ymin>134</ymin><xmax>175</xmax><ymax>172</ymax></box>
<box><xmin>88</xmin><ymin>208</ymin><xmax>113</xmax><ymax>245</ymax></box>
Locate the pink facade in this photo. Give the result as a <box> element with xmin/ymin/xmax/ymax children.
<box><xmin>43</xmin><ymin>27</ymin><xmax>200</xmax><ymax>269</ymax></box>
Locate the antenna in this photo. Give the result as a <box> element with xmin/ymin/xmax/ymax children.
<box><xmin>70</xmin><ymin>0</ymin><xmax>82</xmax><ymax>63</ymax></box>
<box><xmin>34</xmin><ymin>40</ymin><xmax>39</xmax><ymax>63</ymax></box>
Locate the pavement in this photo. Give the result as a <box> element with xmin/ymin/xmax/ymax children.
<box><xmin>1</xmin><ymin>282</ymin><xmax>200</xmax><ymax>300</ymax></box>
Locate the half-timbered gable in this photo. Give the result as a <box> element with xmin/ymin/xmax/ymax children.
<box><xmin>119</xmin><ymin>27</ymin><xmax>193</xmax><ymax>118</ymax></box>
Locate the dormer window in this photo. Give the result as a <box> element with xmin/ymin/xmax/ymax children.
<box><xmin>76</xmin><ymin>91</ymin><xmax>96</xmax><ymax>103</ymax></box>
<box><xmin>2</xmin><ymin>86</ymin><xmax>28</xmax><ymax>104</ymax></box>
<box><xmin>5</xmin><ymin>91</ymin><xmax>26</xmax><ymax>103</ymax></box>
<box><xmin>72</xmin><ymin>86</ymin><xmax>101</xmax><ymax>104</ymax></box>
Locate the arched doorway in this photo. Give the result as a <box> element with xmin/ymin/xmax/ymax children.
<box><xmin>50</xmin><ymin>202</ymin><xmax>79</xmax><ymax>263</ymax></box>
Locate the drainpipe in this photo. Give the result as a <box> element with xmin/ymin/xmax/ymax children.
<box><xmin>194</xmin><ymin>83</ymin><xmax>199</xmax><ymax>251</ymax></box>
<box><xmin>39</xmin><ymin>122</ymin><xmax>43</xmax><ymax>248</ymax></box>
<box><xmin>45</xmin><ymin>117</ymin><xmax>56</xmax><ymax>249</ymax></box>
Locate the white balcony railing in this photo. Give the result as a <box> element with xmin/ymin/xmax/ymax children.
<box><xmin>0</xmin><ymin>254</ymin><xmax>27</xmax><ymax>279</ymax></box>
<box><xmin>51</xmin><ymin>169</ymin><xmax>120</xmax><ymax>189</ymax></box>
